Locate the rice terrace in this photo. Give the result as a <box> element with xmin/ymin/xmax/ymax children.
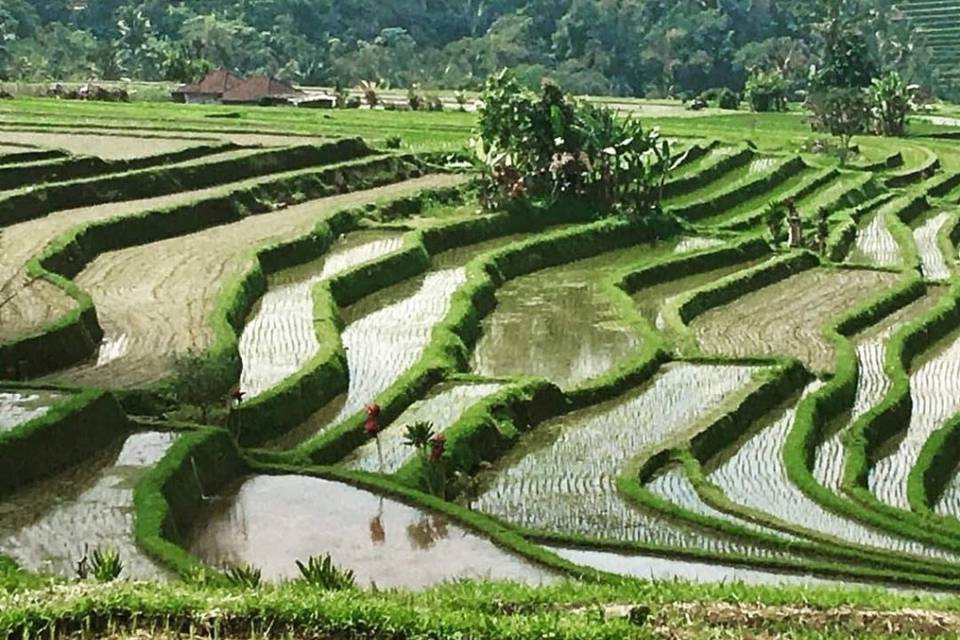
<box><xmin>14</xmin><ymin>1</ymin><xmax>960</xmax><ymax>639</ymax></box>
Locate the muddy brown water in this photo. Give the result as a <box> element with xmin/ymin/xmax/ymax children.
<box><xmin>848</xmin><ymin>211</ymin><xmax>900</xmax><ymax>268</ymax></box>
<box><xmin>814</xmin><ymin>292</ymin><xmax>943</xmax><ymax>492</ymax></box>
<box><xmin>692</xmin><ymin>268</ymin><xmax>900</xmax><ymax>372</ymax></box>
<box><xmin>0</xmin><ymin>389</ymin><xmax>64</xmax><ymax>433</ymax></box>
<box><xmin>269</xmin><ymin>234</ymin><xmax>530</xmax><ymax>449</ymax></box>
<box><xmin>0</xmin><ymin>431</ymin><xmax>177</xmax><ymax>580</ymax></box>
<box><xmin>870</xmin><ymin>329</ymin><xmax>960</xmax><ymax>510</ymax></box>
<box><xmin>186</xmin><ymin>474</ymin><xmax>556</xmax><ymax>588</ymax></box>
<box><xmin>47</xmin><ymin>175</ymin><xmax>464</xmax><ymax>389</ymax></box>
<box><xmin>708</xmin><ymin>383</ymin><xmax>959</xmax><ymax>561</ymax></box>
<box><xmin>341</xmin><ymin>381</ymin><xmax>503</xmax><ymax>473</ymax></box>
<box><xmin>0</xmin><ymin>131</ymin><xmax>207</xmax><ymax>159</ymax></box>
<box><xmin>238</xmin><ymin>230</ymin><xmax>404</xmax><ymax>399</ymax></box>
<box><xmin>914</xmin><ymin>211</ymin><xmax>952</xmax><ymax>281</ymax></box>
<box><xmin>472</xmin><ymin>363</ymin><xmax>792</xmax><ymax>558</ymax></box>
<box><xmin>472</xmin><ymin>238</ymin><xmax>720</xmax><ymax>389</ymax></box>
<box><xmin>0</xmin><ymin>147</ymin><xmax>301</xmax><ymax>346</ymax></box>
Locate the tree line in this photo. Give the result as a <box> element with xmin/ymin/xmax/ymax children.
<box><xmin>0</xmin><ymin>0</ymin><xmax>943</xmax><ymax>99</ymax></box>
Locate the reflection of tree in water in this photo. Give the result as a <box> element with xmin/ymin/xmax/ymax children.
<box><xmin>369</xmin><ymin>497</ymin><xmax>385</xmax><ymax>545</ymax></box>
<box><xmin>406</xmin><ymin>515</ymin><xmax>451</xmax><ymax>550</ymax></box>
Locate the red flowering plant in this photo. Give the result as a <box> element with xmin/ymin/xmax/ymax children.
<box><xmin>402</xmin><ymin>421</ymin><xmax>448</xmax><ymax>497</ymax></box>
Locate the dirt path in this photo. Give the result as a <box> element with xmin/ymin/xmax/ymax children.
<box><xmin>0</xmin><ymin>148</ymin><xmax>281</xmax><ymax>344</ymax></box>
<box><xmin>0</xmin><ymin>431</ymin><xmax>176</xmax><ymax>580</ymax></box>
<box><xmin>473</xmin><ymin>363</ymin><xmax>781</xmax><ymax>556</ymax></box>
<box><xmin>50</xmin><ymin>175</ymin><xmax>464</xmax><ymax>389</ymax></box>
<box><xmin>692</xmin><ymin>268</ymin><xmax>900</xmax><ymax>371</ymax></box>
<box><xmin>238</xmin><ymin>230</ymin><xmax>404</xmax><ymax>399</ymax></box>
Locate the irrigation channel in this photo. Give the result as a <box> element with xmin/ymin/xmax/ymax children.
<box><xmin>0</xmin><ymin>389</ymin><xmax>63</xmax><ymax>432</ymax></box>
<box><xmin>51</xmin><ymin>175</ymin><xmax>463</xmax><ymax>389</ymax></box>
<box><xmin>186</xmin><ymin>475</ymin><xmax>556</xmax><ymax>588</ymax></box>
<box><xmin>0</xmin><ymin>431</ymin><xmax>177</xmax><ymax>579</ymax></box>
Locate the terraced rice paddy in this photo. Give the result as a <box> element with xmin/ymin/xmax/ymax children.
<box><xmin>707</xmin><ymin>384</ymin><xmax>957</xmax><ymax>559</ymax></box>
<box><xmin>0</xmin><ymin>389</ymin><xmax>63</xmax><ymax>432</ymax></box>
<box><xmin>0</xmin><ymin>432</ymin><xmax>177</xmax><ymax>579</ymax></box>
<box><xmin>692</xmin><ymin>268</ymin><xmax>900</xmax><ymax>371</ymax></box>
<box><xmin>473</xmin><ymin>363</ymin><xmax>782</xmax><ymax>556</ymax></box>
<box><xmin>51</xmin><ymin>175</ymin><xmax>463</xmax><ymax>389</ymax></box>
<box><xmin>9</xmin><ymin>111</ymin><xmax>960</xmax><ymax>595</ymax></box>
<box><xmin>238</xmin><ymin>230</ymin><xmax>404</xmax><ymax>398</ymax></box>
<box><xmin>341</xmin><ymin>382</ymin><xmax>502</xmax><ymax>473</ymax></box>
<box><xmin>869</xmin><ymin>331</ymin><xmax>960</xmax><ymax>509</ymax></box>
<box><xmin>186</xmin><ymin>475</ymin><xmax>555</xmax><ymax>587</ymax></box>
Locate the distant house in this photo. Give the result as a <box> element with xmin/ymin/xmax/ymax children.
<box><xmin>221</xmin><ymin>76</ymin><xmax>303</xmax><ymax>105</ymax></box>
<box><xmin>171</xmin><ymin>69</ymin><xmax>244</xmax><ymax>104</ymax></box>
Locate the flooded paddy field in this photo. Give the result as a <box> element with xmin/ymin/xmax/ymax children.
<box><xmin>847</xmin><ymin>210</ymin><xmax>901</xmax><ymax>268</ymax></box>
<box><xmin>186</xmin><ymin>474</ymin><xmax>555</xmax><ymax>588</ymax></box>
<box><xmin>913</xmin><ymin>211</ymin><xmax>952</xmax><ymax>281</ymax></box>
<box><xmin>238</xmin><ymin>230</ymin><xmax>404</xmax><ymax>398</ymax></box>
<box><xmin>269</xmin><ymin>233</ymin><xmax>533</xmax><ymax>449</ymax></box>
<box><xmin>472</xmin><ymin>363</ymin><xmax>788</xmax><ymax>557</ymax></box>
<box><xmin>50</xmin><ymin>175</ymin><xmax>463</xmax><ymax>389</ymax></box>
<box><xmin>707</xmin><ymin>384</ymin><xmax>958</xmax><ymax>560</ymax></box>
<box><xmin>870</xmin><ymin>330</ymin><xmax>960</xmax><ymax>509</ymax></box>
<box><xmin>692</xmin><ymin>268</ymin><xmax>900</xmax><ymax>371</ymax></box>
<box><xmin>341</xmin><ymin>381</ymin><xmax>502</xmax><ymax>473</ymax></box>
<box><xmin>472</xmin><ymin>238</ymin><xmax>715</xmax><ymax>389</ymax></box>
<box><xmin>0</xmin><ymin>431</ymin><xmax>177</xmax><ymax>579</ymax></box>
<box><xmin>0</xmin><ymin>389</ymin><xmax>64</xmax><ymax>433</ymax></box>
<box><xmin>0</xmin><ymin>130</ymin><xmax>209</xmax><ymax>159</ymax></box>
<box><xmin>814</xmin><ymin>292</ymin><xmax>943</xmax><ymax>492</ymax></box>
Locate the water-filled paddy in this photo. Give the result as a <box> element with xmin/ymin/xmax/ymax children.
<box><xmin>708</xmin><ymin>384</ymin><xmax>956</xmax><ymax>560</ymax></box>
<box><xmin>0</xmin><ymin>431</ymin><xmax>177</xmax><ymax>579</ymax></box>
<box><xmin>848</xmin><ymin>210</ymin><xmax>900</xmax><ymax>268</ymax></box>
<box><xmin>238</xmin><ymin>230</ymin><xmax>404</xmax><ymax>398</ymax></box>
<box><xmin>341</xmin><ymin>381</ymin><xmax>502</xmax><ymax>473</ymax></box>
<box><xmin>0</xmin><ymin>389</ymin><xmax>63</xmax><ymax>433</ymax></box>
<box><xmin>914</xmin><ymin>211</ymin><xmax>952</xmax><ymax>281</ymax></box>
<box><xmin>473</xmin><ymin>363</ymin><xmax>786</xmax><ymax>557</ymax></box>
<box><xmin>472</xmin><ymin>238</ymin><xmax>712</xmax><ymax>389</ymax></box>
<box><xmin>870</xmin><ymin>330</ymin><xmax>960</xmax><ymax>509</ymax></box>
<box><xmin>186</xmin><ymin>475</ymin><xmax>555</xmax><ymax>588</ymax></box>
<box><xmin>692</xmin><ymin>268</ymin><xmax>900</xmax><ymax>371</ymax></box>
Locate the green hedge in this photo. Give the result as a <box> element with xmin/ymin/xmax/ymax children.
<box><xmin>0</xmin><ymin>142</ymin><xmax>238</xmax><ymax>194</ymax></box>
<box><xmin>670</xmin><ymin>156</ymin><xmax>807</xmax><ymax>221</ymax></box>
<box><xmin>134</xmin><ymin>427</ymin><xmax>246</xmax><ymax>579</ymax></box>
<box><xmin>923</xmin><ymin>171</ymin><xmax>960</xmax><ymax>199</ymax></box>
<box><xmin>0</xmin><ymin>138</ymin><xmax>373</xmax><ymax>226</ymax></box>
<box><xmin>0</xmin><ymin>153</ymin><xmax>426</xmax><ymax>378</ymax></box>
<box><xmin>714</xmin><ymin>167</ymin><xmax>842</xmax><ymax>233</ymax></box>
<box><xmin>854</xmin><ymin>151</ymin><xmax>904</xmax><ymax>172</ymax></box>
<box><xmin>0</xmin><ymin>388</ymin><xmax>130</xmax><ymax>496</ymax></box>
<box><xmin>908</xmin><ymin>412</ymin><xmax>960</xmax><ymax>514</ymax></box>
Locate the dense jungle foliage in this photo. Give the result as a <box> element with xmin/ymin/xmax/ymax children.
<box><xmin>0</xmin><ymin>0</ymin><xmax>938</xmax><ymax>99</ymax></box>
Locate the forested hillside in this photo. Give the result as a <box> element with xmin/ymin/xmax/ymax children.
<box><xmin>0</xmin><ymin>0</ymin><xmax>942</xmax><ymax>98</ymax></box>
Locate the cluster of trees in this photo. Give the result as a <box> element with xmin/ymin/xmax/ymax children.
<box><xmin>0</xmin><ymin>0</ymin><xmax>940</xmax><ymax>99</ymax></box>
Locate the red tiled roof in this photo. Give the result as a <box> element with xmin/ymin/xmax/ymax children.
<box><xmin>178</xmin><ymin>69</ymin><xmax>243</xmax><ymax>95</ymax></box>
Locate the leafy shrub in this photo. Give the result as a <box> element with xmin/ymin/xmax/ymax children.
<box><xmin>172</xmin><ymin>350</ymin><xmax>233</xmax><ymax>424</ymax></box>
<box><xmin>90</xmin><ymin>548</ymin><xmax>123</xmax><ymax>582</ymax></box>
<box><xmin>869</xmin><ymin>71</ymin><xmax>912</xmax><ymax>137</ymax></box>
<box><xmin>427</xmin><ymin>95</ymin><xmax>444</xmax><ymax>111</ymax></box>
<box><xmin>407</xmin><ymin>84</ymin><xmax>424</xmax><ymax>111</ymax></box>
<box><xmin>359</xmin><ymin>80</ymin><xmax>380</xmax><ymax>107</ymax></box>
<box><xmin>385</xmin><ymin>135</ymin><xmax>402</xmax><ymax>149</ymax></box>
<box><xmin>808</xmin><ymin>87</ymin><xmax>869</xmax><ymax>165</ymax></box>
<box><xmin>745</xmin><ymin>70</ymin><xmax>788</xmax><ymax>112</ymax></box>
<box><xmin>717</xmin><ymin>87</ymin><xmax>740</xmax><ymax>110</ymax></box>
<box><xmin>224</xmin><ymin>564</ymin><xmax>262</xmax><ymax>588</ymax></box>
<box><xmin>295</xmin><ymin>554</ymin><xmax>357</xmax><ymax>590</ymax></box>
<box><xmin>471</xmin><ymin>70</ymin><xmax>670</xmax><ymax>217</ymax></box>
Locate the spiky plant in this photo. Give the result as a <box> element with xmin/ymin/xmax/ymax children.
<box><xmin>224</xmin><ymin>564</ymin><xmax>262</xmax><ymax>589</ymax></box>
<box><xmin>90</xmin><ymin>547</ymin><xmax>123</xmax><ymax>582</ymax></box>
<box><xmin>295</xmin><ymin>554</ymin><xmax>356</xmax><ymax>590</ymax></box>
